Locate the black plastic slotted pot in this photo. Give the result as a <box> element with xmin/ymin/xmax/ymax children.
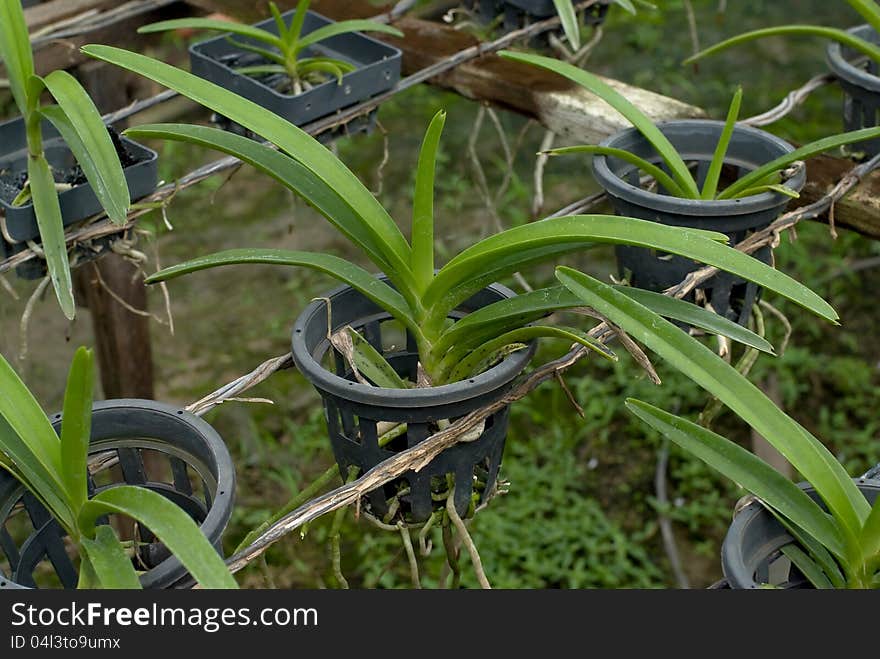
<box><xmin>0</xmin><ymin>116</ymin><xmax>159</xmax><ymax>243</ymax></box>
<box><xmin>189</xmin><ymin>9</ymin><xmax>402</xmax><ymax>129</ymax></box>
<box><xmin>465</xmin><ymin>0</ymin><xmax>609</xmax><ymax>42</ymax></box>
<box><xmin>0</xmin><ymin>400</ymin><xmax>235</xmax><ymax>590</ymax></box>
<box><xmin>592</xmin><ymin>120</ymin><xmax>807</xmax><ymax>326</ymax></box>
<box><xmin>720</xmin><ymin>478</ymin><xmax>880</xmax><ymax>589</ymax></box>
<box><xmin>827</xmin><ymin>24</ymin><xmax>880</xmax><ymax>158</ymax></box>
<box><xmin>292</xmin><ymin>279</ymin><xmax>535</xmax><ymax>524</ymax></box>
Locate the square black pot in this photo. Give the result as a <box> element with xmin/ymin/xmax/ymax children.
<box><xmin>466</xmin><ymin>0</ymin><xmax>610</xmax><ymax>36</ymax></box>
<box><xmin>827</xmin><ymin>24</ymin><xmax>880</xmax><ymax>158</ymax></box>
<box><xmin>0</xmin><ymin>116</ymin><xmax>158</xmax><ymax>243</ymax></box>
<box><xmin>189</xmin><ymin>9</ymin><xmax>402</xmax><ymax>127</ymax></box>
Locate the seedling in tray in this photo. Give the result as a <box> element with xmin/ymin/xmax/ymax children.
<box><xmin>140</xmin><ymin>0</ymin><xmax>403</xmax><ymax>96</ymax></box>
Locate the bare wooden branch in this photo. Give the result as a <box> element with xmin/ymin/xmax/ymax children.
<box><xmin>186</xmin><ymin>352</ymin><xmax>293</xmax><ymax>416</ymax></box>
<box><xmin>666</xmin><ymin>151</ymin><xmax>880</xmax><ymax>300</ymax></box>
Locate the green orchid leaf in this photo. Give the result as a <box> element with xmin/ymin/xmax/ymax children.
<box><xmin>144</xmin><ymin>248</ymin><xmax>419</xmax><ymax>338</ymax></box>
<box><xmin>345</xmin><ymin>327</ymin><xmax>409</xmax><ymax>389</ymax></box>
<box><xmin>0</xmin><ymin>417</ymin><xmax>75</xmax><ymax>536</ymax></box>
<box><xmin>556</xmin><ymin>266</ymin><xmax>867</xmax><ymax>549</ymax></box>
<box><xmin>780</xmin><ymin>544</ymin><xmax>834</xmax><ymax>589</ymax></box>
<box><xmin>79</xmin><ymin>526</ymin><xmax>142</xmax><ymax>589</ymax></box>
<box><xmin>297</xmin><ymin>59</ymin><xmax>348</xmax><ymax>84</ymax></box>
<box><xmin>0</xmin><ymin>354</ymin><xmax>74</xmax><ymax>532</ymax></box>
<box><xmin>684</xmin><ymin>26</ymin><xmax>880</xmax><ymax>66</ymax></box>
<box><xmin>59</xmin><ymin>347</ymin><xmax>93</xmax><ymax>511</ymax></box>
<box><xmin>123</xmin><ymin>123</ymin><xmax>402</xmax><ymax>288</ymax></box>
<box><xmin>412</xmin><ymin>110</ymin><xmax>445</xmax><ymax>293</ymax></box>
<box><xmin>234</xmin><ymin>64</ymin><xmax>287</xmax><ymax>76</ymax></box>
<box><xmin>847</xmin><ymin>0</ymin><xmax>880</xmax><ymax>38</ymax></box>
<box><xmin>552</xmin><ymin>0</ymin><xmax>581</xmax><ymax>50</ymax></box>
<box><xmin>425</xmin><ymin>242</ymin><xmax>597</xmax><ymax>333</ymax></box>
<box><xmin>433</xmin><ymin>283</ymin><xmax>773</xmax><ymax>368</ymax></box>
<box><xmin>719</xmin><ymin>127</ymin><xmax>880</xmax><ymax>200</ymax></box>
<box><xmin>616</xmin><ymin>286</ymin><xmax>775</xmax><ymax>354</ymax></box>
<box><xmin>226</xmin><ymin>38</ymin><xmax>286</xmax><ymax>67</ymax></box>
<box><xmin>79</xmin><ymin>486</ymin><xmax>238</xmax><ymax>589</ymax></box>
<box><xmin>624</xmin><ymin>398</ymin><xmax>847</xmax><ymax>561</ymax></box>
<box><xmin>76</xmin><ymin>554</ymin><xmax>100</xmax><ymax>589</ymax></box>
<box><xmin>268</xmin><ymin>1</ymin><xmax>291</xmax><ymax>45</ymax></box>
<box><xmin>427</xmin><ymin>215</ymin><xmax>838</xmax><ymax>328</ymax></box>
<box><xmin>296</xmin><ymin>56</ymin><xmax>356</xmax><ymax>72</ymax></box>
<box><xmin>288</xmin><ymin>0</ymin><xmax>311</xmax><ymax>52</ymax></box>
<box><xmin>500</xmin><ymin>51</ymin><xmax>700</xmax><ymax>198</ymax></box>
<box><xmin>702</xmin><ymin>86</ymin><xmax>742</xmax><ymax>200</ymax></box>
<box><xmin>294</xmin><ymin>20</ymin><xmax>403</xmax><ymax>55</ymax></box>
<box><xmin>38</xmin><ymin>73</ymin><xmax>130</xmax><ymax>224</ymax></box>
<box><xmin>0</xmin><ymin>0</ymin><xmax>35</xmax><ymax>113</ymax></box>
<box><xmin>28</xmin><ymin>150</ymin><xmax>76</xmax><ymax>320</ymax></box>
<box><xmin>730</xmin><ymin>184</ymin><xmax>800</xmax><ymax>200</ymax></box>
<box><xmin>546</xmin><ymin>145</ymin><xmax>687</xmax><ymax>198</ymax></box>
<box><xmin>137</xmin><ymin>18</ymin><xmax>284</xmax><ymax>50</ymax></box>
<box><xmin>81</xmin><ymin>46</ymin><xmax>415</xmax><ymax>301</ymax></box>
<box><xmin>446</xmin><ymin>325</ymin><xmax>613</xmax><ymax>383</ymax></box>
<box><xmin>769</xmin><ymin>509</ymin><xmax>847</xmax><ymax>588</ymax></box>
<box><xmin>859</xmin><ymin>495</ymin><xmax>880</xmax><ymax>562</ymax></box>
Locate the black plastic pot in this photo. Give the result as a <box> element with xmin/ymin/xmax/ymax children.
<box><xmin>592</xmin><ymin>120</ymin><xmax>806</xmax><ymax>325</ymax></box>
<box><xmin>1</xmin><ymin>233</ymin><xmax>119</xmax><ymax>282</ymax></box>
<box><xmin>0</xmin><ymin>116</ymin><xmax>158</xmax><ymax>243</ymax></box>
<box><xmin>465</xmin><ymin>0</ymin><xmax>609</xmax><ymax>43</ymax></box>
<box><xmin>292</xmin><ymin>279</ymin><xmax>535</xmax><ymax>523</ymax></box>
<box><xmin>502</xmin><ymin>0</ymin><xmax>609</xmax><ymax>21</ymax></box>
<box><xmin>189</xmin><ymin>9</ymin><xmax>402</xmax><ymax>128</ymax></box>
<box><xmin>827</xmin><ymin>24</ymin><xmax>880</xmax><ymax>158</ymax></box>
<box><xmin>721</xmin><ymin>478</ymin><xmax>880</xmax><ymax>589</ymax></box>
<box><xmin>0</xmin><ymin>400</ymin><xmax>235</xmax><ymax>590</ymax></box>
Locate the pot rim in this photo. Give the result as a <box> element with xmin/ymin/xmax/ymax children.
<box><xmin>827</xmin><ymin>24</ymin><xmax>880</xmax><ymax>93</ymax></box>
<box><xmin>592</xmin><ymin>119</ymin><xmax>806</xmax><ymax>217</ymax></box>
<box><xmin>720</xmin><ymin>477</ymin><xmax>880</xmax><ymax>589</ymax></box>
<box><xmin>292</xmin><ymin>279</ymin><xmax>536</xmax><ymax>409</ymax></box>
<box><xmin>0</xmin><ymin>399</ymin><xmax>235</xmax><ymax>590</ymax></box>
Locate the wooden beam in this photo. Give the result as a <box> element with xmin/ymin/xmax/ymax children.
<box><xmin>794</xmin><ymin>153</ymin><xmax>880</xmax><ymax>239</ymax></box>
<box><xmin>74</xmin><ymin>254</ymin><xmax>156</xmax><ymax>399</ymax></box>
<box><xmin>25</xmin><ymin>0</ymin><xmax>117</xmax><ymax>31</ymax></box>
<box><xmin>9</xmin><ymin>0</ymin><xmax>194</xmax><ymax>77</ymax></box>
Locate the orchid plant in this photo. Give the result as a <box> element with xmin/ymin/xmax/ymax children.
<box><xmin>74</xmin><ymin>43</ymin><xmax>841</xmax><ymax>389</ymax></box>
<box><xmin>500</xmin><ymin>51</ymin><xmax>880</xmax><ymax>200</ymax></box>
<box><xmin>0</xmin><ymin>0</ymin><xmax>131</xmax><ymax>319</ymax></box>
<box><xmin>139</xmin><ymin>0</ymin><xmax>402</xmax><ymax>96</ymax></box>
<box><xmin>0</xmin><ymin>347</ymin><xmax>236</xmax><ymax>589</ymax></box>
